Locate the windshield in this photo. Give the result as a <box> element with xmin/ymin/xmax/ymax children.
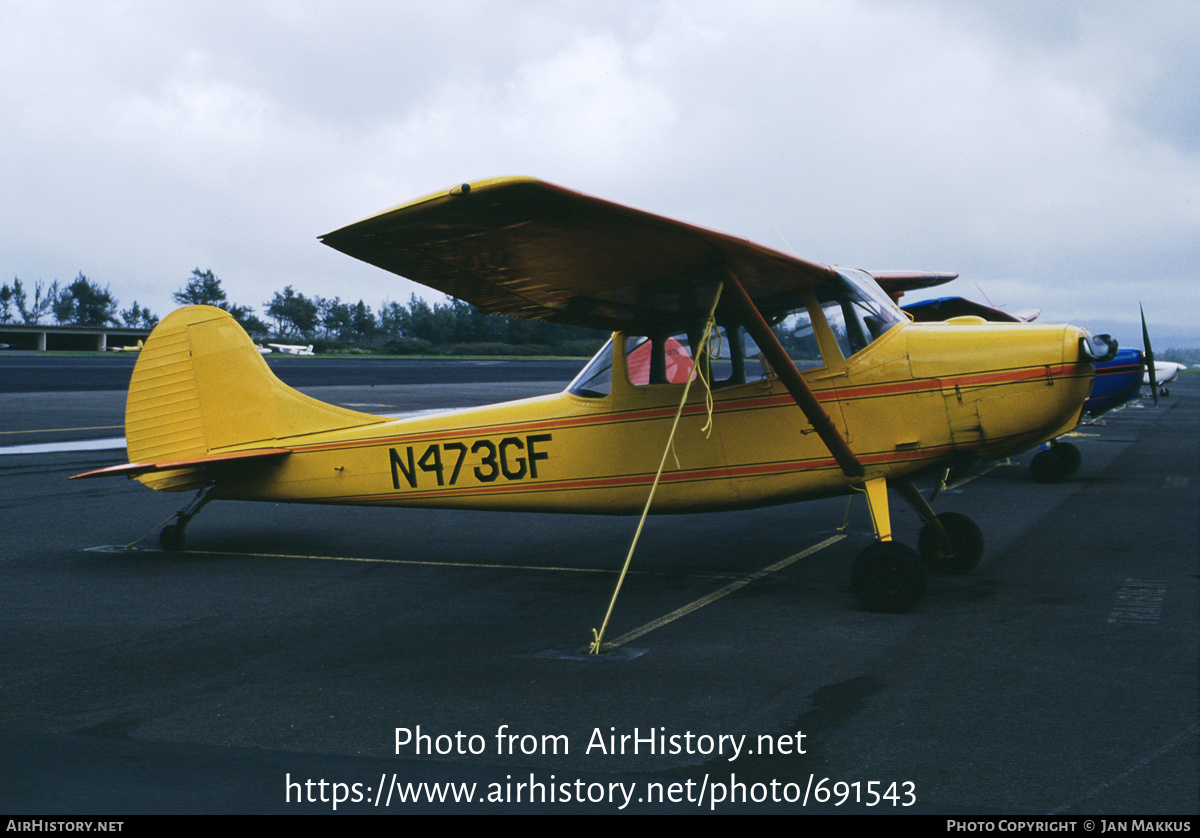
<box><xmin>754</xmin><ymin>270</ymin><xmax>903</xmax><ymax>366</ymax></box>
<box><xmin>822</xmin><ymin>269</ymin><xmax>904</xmax><ymax>355</ymax></box>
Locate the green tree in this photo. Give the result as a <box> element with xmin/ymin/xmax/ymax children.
<box><xmin>227</xmin><ymin>304</ymin><xmax>269</xmax><ymax>338</ymax></box>
<box><xmin>53</xmin><ymin>273</ymin><xmax>117</xmax><ymax>326</ymax></box>
<box><xmin>119</xmin><ymin>300</ymin><xmax>159</xmax><ymax>329</ymax></box>
<box><xmin>12</xmin><ymin>278</ymin><xmax>58</xmax><ymax>325</ymax></box>
<box><xmin>174</xmin><ymin>268</ymin><xmax>227</xmax><ymax>307</ymax></box>
<box><xmin>0</xmin><ymin>281</ymin><xmax>13</xmax><ymax>324</ymax></box>
<box><xmin>351</xmin><ymin>300</ymin><xmax>376</xmax><ymax>341</ymax></box>
<box><xmin>317</xmin><ymin>296</ymin><xmax>353</xmax><ymax>340</ymax></box>
<box><xmin>371</xmin><ymin>293</ymin><xmax>601</xmax><ymax>353</ymax></box>
<box><xmin>378</xmin><ymin>299</ymin><xmax>412</xmax><ymax>337</ymax></box>
<box><xmin>401</xmin><ymin>294</ymin><xmax>457</xmax><ymax>342</ymax></box>
<box><xmin>175</xmin><ymin>268</ymin><xmax>265</xmax><ymax>336</ymax></box>
<box><xmin>266</xmin><ymin>286</ymin><xmax>319</xmax><ymax>339</ymax></box>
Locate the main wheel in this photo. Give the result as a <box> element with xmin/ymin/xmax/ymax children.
<box><xmin>160</xmin><ymin>524</ymin><xmax>185</xmax><ymax>552</ymax></box>
<box><xmin>1030</xmin><ymin>449</ymin><xmax>1068</xmax><ymax>483</ymax></box>
<box><xmin>851</xmin><ymin>542</ymin><xmax>926</xmax><ymax>613</ymax></box>
<box><xmin>918</xmin><ymin>512</ymin><xmax>984</xmax><ymax>575</ymax></box>
<box><xmin>1049</xmin><ymin>442</ymin><xmax>1082</xmax><ymax>475</ymax></box>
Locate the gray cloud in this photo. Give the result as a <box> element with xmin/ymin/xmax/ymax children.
<box><xmin>2</xmin><ymin>0</ymin><xmax>1196</xmax><ymax>346</ymax></box>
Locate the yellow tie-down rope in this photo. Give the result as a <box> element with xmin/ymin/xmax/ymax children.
<box><xmin>588</xmin><ymin>282</ymin><xmax>724</xmax><ymax>654</ymax></box>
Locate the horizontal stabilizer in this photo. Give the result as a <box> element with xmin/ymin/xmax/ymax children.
<box><xmin>70</xmin><ymin>448</ymin><xmax>291</xmax><ymax>480</ymax></box>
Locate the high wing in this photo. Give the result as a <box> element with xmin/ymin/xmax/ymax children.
<box><xmin>319</xmin><ymin>176</ymin><xmax>841</xmax><ymax>333</ymax></box>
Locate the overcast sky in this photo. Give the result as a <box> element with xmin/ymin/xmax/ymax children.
<box><xmin>3</xmin><ymin>1</ymin><xmax>1197</xmax><ymax>346</ymax></box>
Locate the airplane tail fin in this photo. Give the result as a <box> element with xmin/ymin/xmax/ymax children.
<box><xmin>122</xmin><ymin>305</ymin><xmax>384</xmax><ymax>490</ymax></box>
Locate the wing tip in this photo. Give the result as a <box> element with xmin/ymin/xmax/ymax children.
<box><xmin>319</xmin><ymin>175</ymin><xmax>543</xmax><ymax>242</ymax></box>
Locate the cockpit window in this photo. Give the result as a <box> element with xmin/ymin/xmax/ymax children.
<box><xmin>772</xmin><ymin>270</ymin><xmax>904</xmax><ymax>362</ymax></box>
<box><xmin>566</xmin><ymin>269</ymin><xmax>903</xmax><ymax>398</ymax></box>
<box><xmin>756</xmin><ymin>306</ymin><xmax>826</xmax><ymax>370</ymax></box>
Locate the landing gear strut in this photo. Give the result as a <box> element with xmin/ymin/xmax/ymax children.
<box><xmin>850</xmin><ymin>477</ymin><xmax>985</xmax><ymax>611</ymax></box>
<box><xmin>158</xmin><ymin>485</ymin><xmax>216</xmax><ymax>551</ymax></box>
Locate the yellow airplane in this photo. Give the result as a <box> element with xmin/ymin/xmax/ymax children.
<box><xmin>72</xmin><ymin>176</ymin><xmax>1110</xmax><ymax>614</ymax></box>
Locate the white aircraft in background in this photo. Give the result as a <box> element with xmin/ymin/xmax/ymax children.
<box><xmin>1146</xmin><ymin>361</ymin><xmax>1185</xmax><ymax>397</ymax></box>
<box><xmin>267</xmin><ymin>343</ymin><xmax>314</xmax><ymax>356</ymax></box>
<box><xmin>108</xmin><ymin>340</ymin><xmax>144</xmax><ymax>352</ymax></box>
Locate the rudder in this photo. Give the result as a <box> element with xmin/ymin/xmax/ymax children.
<box><xmin>126</xmin><ymin>306</ymin><xmax>384</xmax><ymax>469</ymax></box>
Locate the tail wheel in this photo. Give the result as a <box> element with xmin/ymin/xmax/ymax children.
<box><xmin>918</xmin><ymin>512</ymin><xmax>984</xmax><ymax>575</ymax></box>
<box><xmin>851</xmin><ymin>542</ymin><xmax>926</xmax><ymax>613</ymax></box>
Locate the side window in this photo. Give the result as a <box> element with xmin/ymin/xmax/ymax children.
<box><xmin>706</xmin><ymin>327</ymin><xmax>735</xmax><ymax>384</ymax></box>
<box><xmin>625</xmin><ymin>335</ymin><xmax>694</xmax><ymax>385</ymax></box>
<box><xmin>625</xmin><ymin>329</ymin><xmax>736</xmax><ymax>387</ymax></box>
<box><xmin>566</xmin><ymin>271</ymin><xmax>902</xmax><ymax>399</ymax></box>
<box><xmin>567</xmin><ymin>337</ymin><xmax>615</xmax><ymax>398</ymax></box>
<box><xmin>744</xmin><ymin>305</ymin><xmax>828</xmax><ymax>372</ymax></box>
<box><xmin>818</xmin><ymin>300</ymin><xmax>855</xmax><ymax>359</ymax></box>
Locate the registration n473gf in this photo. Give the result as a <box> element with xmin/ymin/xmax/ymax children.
<box><xmin>389</xmin><ymin>434</ymin><xmax>552</xmax><ymax>490</ymax></box>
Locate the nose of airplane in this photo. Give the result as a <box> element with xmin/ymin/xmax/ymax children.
<box><xmin>905</xmin><ymin>321</ymin><xmax>1099</xmax><ymax>461</ymax></box>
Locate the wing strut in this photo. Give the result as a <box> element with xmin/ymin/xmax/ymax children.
<box><xmin>723</xmin><ymin>267</ymin><xmax>864</xmax><ymax>479</ymax></box>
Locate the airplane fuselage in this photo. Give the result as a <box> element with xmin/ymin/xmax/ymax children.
<box><xmin>188</xmin><ymin>319</ymin><xmax>1092</xmax><ymax>515</ymax></box>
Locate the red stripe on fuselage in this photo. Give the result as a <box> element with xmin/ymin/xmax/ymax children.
<box><xmin>283</xmin><ymin>362</ymin><xmax>1079</xmax><ymax>456</ymax></box>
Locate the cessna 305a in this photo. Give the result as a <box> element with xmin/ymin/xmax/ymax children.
<box><xmin>73</xmin><ymin>177</ymin><xmax>1112</xmax><ymax>614</ymax></box>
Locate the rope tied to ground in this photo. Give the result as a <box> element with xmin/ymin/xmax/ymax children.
<box><xmin>588</xmin><ymin>282</ymin><xmax>724</xmax><ymax>654</ymax></box>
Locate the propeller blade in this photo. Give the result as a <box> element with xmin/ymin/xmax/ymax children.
<box><xmin>1141</xmin><ymin>303</ymin><xmax>1158</xmax><ymax>408</ymax></box>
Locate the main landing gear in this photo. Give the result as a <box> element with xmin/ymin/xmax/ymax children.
<box><xmin>158</xmin><ymin>485</ymin><xmax>216</xmax><ymax>551</ymax></box>
<box><xmin>849</xmin><ymin>477</ymin><xmax>984</xmax><ymax>612</ymax></box>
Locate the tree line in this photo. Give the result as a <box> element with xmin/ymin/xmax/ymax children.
<box><xmin>0</xmin><ymin>274</ymin><xmax>157</xmax><ymax>330</ymax></box>
<box><xmin>7</xmin><ymin>269</ymin><xmax>1194</xmax><ymax>363</ymax></box>
<box><xmin>0</xmin><ymin>269</ymin><xmax>606</xmax><ymax>356</ymax></box>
